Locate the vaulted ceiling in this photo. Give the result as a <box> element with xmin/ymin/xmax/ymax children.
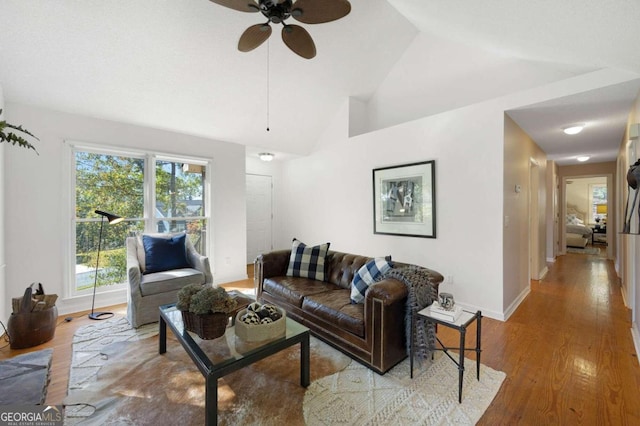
<box><xmin>1</xmin><ymin>0</ymin><xmax>639</xmax><ymax>164</ymax></box>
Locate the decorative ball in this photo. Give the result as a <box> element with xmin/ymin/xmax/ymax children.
<box><xmin>260</xmin><ymin>317</ymin><xmax>273</xmax><ymax>324</ymax></box>
<box><xmin>256</xmin><ymin>306</ymin><xmax>272</xmax><ymax>319</ymax></box>
<box><xmin>263</xmin><ymin>304</ymin><xmax>278</xmax><ymax>316</ymax></box>
<box><xmin>269</xmin><ymin>311</ymin><xmax>283</xmax><ymax>321</ymax></box>
<box><xmin>247</xmin><ymin>302</ymin><xmax>262</xmax><ymax>312</ymax></box>
<box><xmin>241</xmin><ymin>311</ymin><xmax>260</xmax><ymax>324</ymax></box>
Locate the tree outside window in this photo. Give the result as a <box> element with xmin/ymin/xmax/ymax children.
<box><xmin>589</xmin><ymin>183</ymin><xmax>607</xmax><ymax>224</ymax></box>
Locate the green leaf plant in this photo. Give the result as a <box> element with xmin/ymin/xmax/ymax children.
<box><xmin>0</xmin><ymin>109</ymin><xmax>39</xmax><ymax>154</ymax></box>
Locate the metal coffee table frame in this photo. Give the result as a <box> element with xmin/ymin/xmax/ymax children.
<box><xmin>159</xmin><ymin>304</ymin><xmax>310</xmax><ymax>425</ymax></box>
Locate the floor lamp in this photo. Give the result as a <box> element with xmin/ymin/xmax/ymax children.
<box><xmin>89</xmin><ymin>209</ymin><xmax>124</xmax><ymax>320</ymax></box>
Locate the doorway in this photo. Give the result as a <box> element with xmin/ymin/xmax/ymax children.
<box><xmin>563</xmin><ymin>175</ymin><xmax>610</xmax><ymax>256</ymax></box>
<box><xmin>246</xmin><ymin>174</ymin><xmax>273</xmax><ymax>265</ymax></box>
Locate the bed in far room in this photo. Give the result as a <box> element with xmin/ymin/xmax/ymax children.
<box><xmin>566</xmin><ymin>205</ymin><xmax>592</xmax><ymax>248</ymax></box>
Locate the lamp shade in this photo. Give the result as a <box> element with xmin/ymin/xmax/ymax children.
<box><xmin>95</xmin><ymin>210</ymin><xmax>124</xmax><ymax>225</ymax></box>
<box><xmin>596</xmin><ymin>204</ymin><xmax>607</xmax><ymax>215</ymax></box>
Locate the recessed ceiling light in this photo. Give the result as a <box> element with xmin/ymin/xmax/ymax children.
<box><xmin>576</xmin><ymin>156</ymin><xmax>590</xmax><ymax>162</ymax></box>
<box><xmin>563</xmin><ymin>124</ymin><xmax>585</xmax><ymax>135</ymax></box>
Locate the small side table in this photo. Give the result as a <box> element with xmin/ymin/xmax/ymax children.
<box><xmin>591</xmin><ymin>226</ymin><xmax>607</xmax><ymax>245</ymax></box>
<box><xmin>411</xmin><ymin>307</ymin><xmax>482</xmax><ymax>403</ymax></box>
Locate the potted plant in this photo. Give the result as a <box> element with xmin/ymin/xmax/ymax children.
<box><xmin>0</xmin><ymin>109</ymin><xmax>39</xmax><ymax>154</ymax></box>
<box><xmin>176</xmin><ymin>284</ymin><xmax>238</xmax><ymax>339</ymax></box>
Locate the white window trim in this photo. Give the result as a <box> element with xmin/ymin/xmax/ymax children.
<box><xmin>64</xmin><ymin>140</ymin><xmax>212</xmax><ymax>299</ymax></box>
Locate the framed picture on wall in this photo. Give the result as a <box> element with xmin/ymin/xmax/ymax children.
<box><xmin>373</xmin><ymin>160</ymin><xmax>436</xmax><ymax>238</ymax></box>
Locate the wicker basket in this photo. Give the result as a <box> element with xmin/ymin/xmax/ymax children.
<box><xmin>181</xmin><ymin>311</ymin><xmax>228</xmax><ymax>340</ymax></box>
<box><xmin>235</xmin><ymin>307</ymin><xmax>286</xmax><ymax>342</ymax></box>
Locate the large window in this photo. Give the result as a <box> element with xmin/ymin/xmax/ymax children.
<box><xmin>72</xmin><ymin>146</ymin><xmax>210</xmax><ymax>295</ymax></box>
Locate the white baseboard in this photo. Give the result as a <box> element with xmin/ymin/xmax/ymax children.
<box><xmin>58</xmin><ymin>289</ymin><xmax>127</xmax><ymax>316</ymax></box>
<box><xmin>546</xmin><ymin>257</ymin><xmax>556</xmax><ymax>263</ymax></box>
<box><xmin>502</xmin><ymin>285</ymin><xmax>531</xmax><ymax>321</ymax></box>
<box><xmin>631</xmin><ymin>323</ymin><xmax>640</xmax><ymax>361</ymax></box>
<box><xmin>621</xmin><ymin>284</ymin><xmax>629</xmax><ymax>308</ymax></box>
<box><xmin>538</xmin><ymin>266</ymin><xmax>549</xmax><ymax>280</ymax></box>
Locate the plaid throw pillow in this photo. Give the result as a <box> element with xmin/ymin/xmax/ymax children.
<box><xmin>286</xmin><ymin>239</ymin><xmax>330</xmax><ymax>281</ymax></box>
<box><xmin>350</xmin><ymin>257</ymin><xmax>393</xmax><ymax>304</ymax></box>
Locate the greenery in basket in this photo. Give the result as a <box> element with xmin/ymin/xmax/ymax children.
<box><xmin>176</xmin><ymin>284</ymin><xmax>237</xmax><ymax>315</ymax></box>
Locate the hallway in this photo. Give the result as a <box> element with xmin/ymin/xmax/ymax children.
<box><xmin>474</xmin><ymin>252</ymin><xmax>640</xmax><ymax>424</ymax></box>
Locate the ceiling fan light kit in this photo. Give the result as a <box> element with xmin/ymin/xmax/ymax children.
<box><xmin>259</xmin><ymin>152</ymin><xmax>275</xmax><ymax>161</ymax></box>
<box><xmin>210</xmin><ymin>0</ymin><xmax>351</xmax><ymax>59</ymax></box>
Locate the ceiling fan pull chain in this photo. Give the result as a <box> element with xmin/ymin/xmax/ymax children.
<box><xmin>266</xmin><ymin>39</ymin><xmax>270</xmax><ymax>132</ymax></box>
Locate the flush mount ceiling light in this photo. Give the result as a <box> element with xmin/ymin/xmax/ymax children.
<box><xmin>563</xmin><ymin>124</ymin><xmax>585</xmax><ymax>135</ymax></box>
<box><xmin>576</xmin><ymin>156</ymin><xmax>590</xmax><ymax>162</ymax></box>
<box><xmin>259</xmin><ymin>152</ymin><xmax>275</xmax><ymax>161</ymax></box>
<box><xmin>209</xmin><ymin>0</ymin><xmax>351</xmax><ymax>59</ymax></box>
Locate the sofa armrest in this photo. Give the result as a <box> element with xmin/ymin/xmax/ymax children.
<box><xmin>365</xmin><ymin>278</ymin><xmax>408</xmax><ymax>305</ymax></box>
<box><xmin>126</xmin><ymin>237</ymin><xmax>142</xmax><ymax>299</ymax></box>
<box><xmin>186</xmin><ymin>243</ymin><xmax>213</xmax><ymax>285</ymax></box>
<box><xmin>255</xmin><ymin>250</ymin><xmax>291</xmax><ymax>298</ymax></box>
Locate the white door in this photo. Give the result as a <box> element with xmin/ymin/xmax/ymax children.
<box><xmin>246</xmin><ymin>174</ymin><xmax>273</xmax><ymax>265</ymax></box>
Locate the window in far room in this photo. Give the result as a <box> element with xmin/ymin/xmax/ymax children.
<box><xmin>588</xmin><ymin>183</ymin><xmax>607</xmax><ymax>225</ymax></box>
<box><xmin>71</xmin><ymin>146</ymin><xmax>210</xmax><ymax>297</ymax></box>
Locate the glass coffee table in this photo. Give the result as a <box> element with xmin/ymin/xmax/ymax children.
<box><xmin>159</xmin><ymin>304</ymin><xmax>310</xmax><ymax>425</ymax></box>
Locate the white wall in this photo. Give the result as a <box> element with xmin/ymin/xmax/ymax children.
<box><xmin>3</xmin><ymin>103</ymin><xmax>247</xmax><ymax>316</ymax></box>
<box><xmin>280</xmin><ymin>98</ymin><xmax>506</xmax><ymax>319</ymax></box>
<box><xmin>0</xmin><ymin>84</ymin><xmax>5</xmax><ymax>324</ymax></box>
<box><xmin>503</xmin><ymin>114</ymin><xmax>547</xmax><ymax>313</ymax></box>
<box><xmin>277</xmin><ymin>68</ymin><xmax>639</xmax><ymax>321</ymax></box>
<box><xmin>546</xmin><ymin>161</ymin><xmax>559</xmax><ymax>261</ymax></box>
<box><xmin>621</xmin><ymin>92</ymin><xmax>640</xmax><ymax>358</ymax></box>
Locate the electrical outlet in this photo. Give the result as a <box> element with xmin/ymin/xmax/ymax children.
<box><xmin>446</xmin><ymin>275</ymin><xmax>454</xmax><ymax>285</ymax></box>
<box><xmin>225</xmin><ymin>257</ymin><xmax>231</xmax><ymax>265</ymax></box>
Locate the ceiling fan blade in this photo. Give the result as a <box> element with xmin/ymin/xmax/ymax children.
<box><xmin>282</xmin><ymin>25</ymin><xmax>316</xmax><ymax>59</ymax></box>
<box><xmin>209</xmin><ymin>0</ymin><xmax>259</xmax><ymax>13</ymax></box>
<box><xmin>291</xmin><ymin>0</ymin><xmax>351</xmax><ymax>24</ymax></box>
<box><xmin>238</xmin><ymin>24</ymin><xmax>273</xmax><ymax>52</ymax></box>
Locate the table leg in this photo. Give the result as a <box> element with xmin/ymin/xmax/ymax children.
<box><xmin>458</xmin><ymin>326</ymin><xmax>466</xmax><ymax>403</ymax></box>
<box><xmin>205</xmin><ymin>374</ymin><xmax>217</xmax><ymax>426</ymax></box>
<box><xmin>301</xmin><ymin>333</ymin><xmax>310</xmax><ymax>387</ymax></box>
<box><xmin>476</xmin><ymin>312</ymin><xmax>482</xmax><ymax>380</ymax></box>
<box><xmin>159</xmin><ymin>316</ymin><xmax>167</xmax><ymax>354</ymax></box>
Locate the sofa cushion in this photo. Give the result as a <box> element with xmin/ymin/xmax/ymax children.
<box><xmin>263</xmin><ymin>276</ymin><xmax>341</xmax><ymax>308</ymax></box>
<box><xmin>302</xmin><ymin>289</ymin><xmax>364</xmax><ymax>337</ymax></box>
<box><xmin>350</xmin><ymin>257</ymin><xmax>393</xmax><ymax>304</ymax></box>
<box><xmin>142</xmin><ymin>233</ymin><xmax>190</xmax><ymax>274</ymax></box>
<box><xmin>140</xmin><ymin>268</ymin><xmax>204</xmax><ymax>296</ymax></box>
<box><xmin>286</xmin><ymin>239</ymin><xmax>330</xmax><ymax>281</ymax></box>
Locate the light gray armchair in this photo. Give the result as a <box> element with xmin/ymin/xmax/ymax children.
<box><xmin>126</xmin><ymin>235</ymin><xmax>213</xmax><ymax>328</ymax></box>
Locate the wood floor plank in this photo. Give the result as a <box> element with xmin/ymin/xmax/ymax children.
<box><xmin>1</xmin><ymin>255</ymin><xmax>639</xmax><ymax>423</ymax></box>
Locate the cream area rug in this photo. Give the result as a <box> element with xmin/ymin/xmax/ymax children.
<box><xmin>64</xmin><ymin>316</ymin><xmax>351</xmax><ymax>425</ymax></box>
<box><xmin>303</xmin><ymin>354</ymin><xmax>506</xmax><ymax>425</ymax></box>
<box><xmin>64</xmin><ymin>316</ymin><xmax>505</xmax><ymax>425</ymax></box>
<box><xmin>566</xmin><ymin>246</ymin><xmax>600</xmax><ymax>255</ymax></box>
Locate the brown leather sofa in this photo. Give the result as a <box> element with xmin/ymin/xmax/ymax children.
<box><xmin>255</xmin><ymin>249</ymin><xmax>443</xmax><ymax>374</ymax></box>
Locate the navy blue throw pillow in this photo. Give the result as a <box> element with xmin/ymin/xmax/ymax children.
<box><xmin>142</xmin><ymin>233</ymin><xmax>190</xmax><ymax>274</ymax></box>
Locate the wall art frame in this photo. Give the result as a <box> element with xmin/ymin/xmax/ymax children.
<box><xmin>373</xmin><ymin>160</ymin><xmax>436</xmax><ymax>238</ymax></box>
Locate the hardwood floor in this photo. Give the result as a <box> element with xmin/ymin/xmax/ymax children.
<box><xmin>1</xmin><ymin>255</ymin><xmax>638</xmax><ymax>424</ymax></box>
